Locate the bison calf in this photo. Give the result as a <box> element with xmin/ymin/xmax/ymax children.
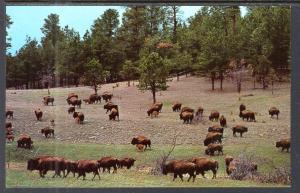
<box><xmin>188</xmin><ymin>157</ymin><xmax>219</xmax><ymax>179</ymax></box>
<box><xmin>6</xmin><ymin>110</ymin><xmax>14</xmax><ymax>119</ymax></box>
<box><xmin>73</xmin><ymin>112</ymin><xmax>84</xmax><ymax>124</ymax></box>
<box><xmin>34</xmin><ymin>109</ymin><xmax>43</xmax><ymax>121</ymax></box>
<box><xmin>131</xmin><ymin>136</ymin><xmax>151</xmax><ymax>150</ymax></box>
<box><xmin>276</xmin><ymin>139</ymin><xmax>290</xmax><ymax>152</ymax></box>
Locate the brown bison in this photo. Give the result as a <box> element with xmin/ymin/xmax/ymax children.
<box><xmin>205</xmin><ymin>143</ymin><xmax>223</xmax><ymax>156</ymax></box>
<box><xmin>104</xmin><ymin>102</ymin><xmax>118</xmax><ymax>113</ymax></box>
<box><xmin>89</xmin><ymin>94</ymin><xmax>101</xmax><ymax>104</ymax></box>
<box><xmin>117</xmin><ymin>157</ymin><xmax>136</xmax><ymax>169</ymax></box>
<box><xmin>6</xmin><ymin>122</ymin><xmax>12</xmax><ymax>129</ymax></box>
<box><xmin>43</xmin><ymin>96</ymin><xmax>54</xmax><ymax>106</ymax></box>
<box><xmin>154</xmin><ymin>102</ymin><xmax>163</xmax><ymax>112</ymax></box>
<box><xmin>162</xmin><ymin>160</ymin><xmax>197</xmax><ymax>182</ymax></box>
<box><xmin>17</xmin><ymin>135</ymin><xmax>33</xmax><ymax>149</ymax></box>
<box><xmin>225</xmin><ymin>156</ymin><xmax>257</xmax><ymax>176</ymax></box>
<box><xmin>147</xmin><ymin>105</ymin><xmax>160</xmax><ymax>117</ymax></box>
<box><xmin>181</xmin><ymin>107</ymin><xmax>194</xmax><ymax>114</ymax></box>
<box><xmin>6</xmin><ymin>127</ymin><xmax>14</xmax><ymax>135</ymax></box>
<box><xmin>68</xmin><ymin>106</ymin><xmax>75</xmax><ymax>114</ymax></box>
<box><xmin>67</xmin><ymin>93</ymin><xmax>78</xmax><ymax>100</ymax></box>
<box><xmin>6</xmin><ymin>110</ymin><xmax>14</xmax><ymax>119</ymax></box>
<box><xmin>131</xmin><ymin>136</ymin><xmax>151</xmax><ymax>150</ymax></box>
<box><xmin>240</xmin><ymin>110</ymin><xmax>255</xmax><ymax>122</ymax></box>
<box><xmin>136</xmin><ymin>144</ymin><xmax>145</xmax><ymax>151</ymax></box>
<box><xmin>180</xmin><ymin>111</ymin><xmax>194</xmax><ymax>124</ymax></box>
<box><xmin>97</xmin><ymin>156</ymin><xmax>118</xmax><ymax>173</ymax></box>
<box><xmin>68</xmin><ymin>98</ymin><xmax>82</xmax><ymax>108</ymax></box>
<box><xmin>73</xmin><ymin>112</ymin><xmax>84</xmax><ymax>124</ymax></box>
<box><xmin>219</xmin><ymin>115</ymin><xmax>227</xmax><ymax>127</ymax></box>
<box><xmin>269</xmin><ymin>107</ymin><xmax>280</xmax><ymax>119</ymax></box>
<box><xmin>40</xmin><ymin>127</ymin><xmax>54</xmax><ymax>138</ymax></box>
<box><xmin>151</xmin><ymin>110</ymin><xmax>159</xmax><ymax>118</ymax></box>
<box><xmin>204</xmin><ymin>132</ymin><xmax>222</xmax><ymax>146</ymax></box>
<box><xmin>34</xmin><ymin>109</ymin><xmax>43</xmax><ymax>121</ymax></box>
<box><xmin>172</xmin><ymin>102</ymin><xmax>182</xmax><ymax>112</ymax></box>
<box><xmin>209</xmin><ymin>111</ymin><xmax>220</xmax><ymax>121</ymax></box>
<box><xmin>27</xmin><ymin>156</ymin><xmax>66</xmax><ymax>178</ymax></box>
<box><xmin>232</xmin><ymin>125</ymin><xmax>248</xmax><ymax>137</ymax></box>
<box><xmin>77</xmin><ymin>160</ymin><xmax>100</xmax><ymax>180</ymax></box>
<box><xmin>208</xmin><ymin>125</ymin><xmax>224</xmax><ymax>135</ymax></box>
<box><xmin>276</xmin><ymin>139</ymin><xmax>290</xmax><ymax>152</ymax></box>
<box><xmin>6</xmin><ymin>134</ymin><xmax>14</xmax><ymax>142</ymax></box>
<box><xmin>64</xmin><ymin>160</ymin><xmax>78</xmax><ymax>177</ymax></box>
<box><xmin>188</xmin><ymin>157</ymin><xmax>219</xmax><ymax>179</ymax></box>
<box><xmin>239</xmin><ymin>104</ymin><xmax>246</xmax><ymax>117</ymax></box>
<box><xmin>101</xmin><ymin>92</ymin><xmax>113</xmax><ymax>102</ymax></box>
<box><xmin>109</xmin><ymin>108</ymin><xmax>119</xmax><ymax>121</ymax></box>
<box><xmin>195</xmin><ymin>107</ymin><xmax>204</xmax><ymax>120</ymax></box>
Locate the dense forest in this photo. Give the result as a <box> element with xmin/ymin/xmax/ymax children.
<box><xmin>6</xmin><ymin>6</ymin><xmax>290</xmax><ymax>95</ymax></box>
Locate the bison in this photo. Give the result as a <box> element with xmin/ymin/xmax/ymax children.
<box><xmin>276</xmin><ymin>139</ymin><xmax>290</xmax><ymax>152</ymax></box>
<box><xmin>6</xmin><ymin>122</ymin><xmax>12</xmax><ymax>129</ymax></box>
<box><xmin>180</xmin><ymin>111</ymin><xmax>194</xmax><ymax>124</ymax></box>
<box><xmin>6</xmin><ymin>134</ymin><xmax>14</xmax><ymax>142</ymax></box>
<box><xmin>68</xmin><ymin>106</ymin><xmax>75</xmax><ymax>114</ymax></box>
<box><xmin>64</xmin><ymin>160</ymin><xmax>78</xmax><ymax>177</ymax></box>
<box><xmin>34</xmin><ymin>109</ymin><xmax>43</xmax><ymax>121</ymax></box>
<box><xmin>101</xmin><ymin>92</ymin><xmax>113</xmax><ymax>102</ymax></box>
<box><xmin>205</xmin><ymin>143</ymin><xmax>223</xmax><ymax>156</ymax></box>
<box><xmin>151</xmin><ymin>110</ymin><xmax>159</xmax><ymax>118</ymax></box>
<box><xmin>240</xmin><ymin>110</ymin><xmax>255</xmax><ymax>122</ymax></box>
<box><xmin>204</xmin><ymin>132</ymin><xmax>222</xmax><ymax>146</ymax></box>
<box><xmin>188</xmin><ymin>157</ymin><xmax>219</xmax><ymax>179</ymax></box>
<box><xmin>117</xmin><ymin>158</ymin><xmax>136</xmax><ymax>169</ymax></box>
<box><xmin>225</xmin><ymin>156</ymin><xmax>257</xmax><ymax>175</ymax></box>
<box><xmin>97</xmin><ymin>156</ymin><xmax>118</xmax><ymax>173</ymax></box>
<box><xmin>131</xmin><ymin>136</ymin><xmax>151</xmax><ymax>150</ymax></box>
<box><xmin>195</xmin><ymin>107</ymin><xmax>204</xmax><ymax>120</ymax></box>
<box><xmin>239</xmin><ymin>104</ymin><xmax>246</xmax><ymax>117</ymax></box>
<box><xmin>104</xmin><ymin>102</ymin><xmax>118</xmax><ymax>113</ymax></box>
<box><xmin>73</xmin><ymin>112</ymin><xmax>84</xmax><ymax>124</ymax></box>
<box><xmin>208</xmin><ymin>125</ymin><xmax>224</xmax><ymax>135</ymax></box>
<box><xmin>109</xmin><ymin>108</ymin><xmax>119</xmax><ymax>121</ymax></box>
<box><xmin>67</xmin><ymin>93</ymin><xmax>78</xmax><ymax>100</ymax></box>
<box><xmin>172</xmin><ymin>102</ymin><xmax>182</xmax><ymax>112</ymax></box>
<box><xmin>154</xmin><ymin>102</ymin><xmax>163</xmax><ymax>112</ymax></box>
<box><xmin>219</xmin><ymin>115</ymin><xmax>227</xmax><ymax>127</ymax></box>
<box><xmin>181</xmin><ymin>107</ymin><xmax>194</xmax><ymax>114</ymax></box>
<box><xmin>40</xmin><ymin>127</ymin><xmax>54</xmax><ymax>138</ymax></box>
<box><xmin>6</xmin><ymin>110</ymin><xmax>13</xmax><ymax>119</ymax></box>
<box><xmin>77</xmin><ymin>160</ymin><xmax>100</xmax><ymax>180</ymax></box>
<box><xmin>147</xmin><ymin>105</ymin><xmax>160</xmax><ymax>117</ymax></box>
<box><xmin>43</xmin><ymin>96</ymin><xmax>54</xmax><ymax>106</ymax></box>
<box><xmin>209</xmin><ymin>111</ymin><xmax>220</xmax><ymax>121</ymax></box>
<box><xmin>17</xmin><ymin>135</ymin><xmax>33</xmax><ymax>149</ymax></box>
<box><xmin>232</xmin><ymin>125</ymin><xmax>248</xmax><ymax>137</ymax></box>
<box><xmin>68</xmin><ymin>98</ymin><xmax>82</xmax><ymax>108</ymax></box>
<box><xmin>162</xmin><ymin>160</ymin><xmax>196</xmax><ymax>182</ymax></box>
<box><xmin>269</xmin><ymin>107</ymin><xmax>280</xmax><ymax>119</ymax></box>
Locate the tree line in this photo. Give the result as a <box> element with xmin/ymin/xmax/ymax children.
<box><xmin>6</xmin><ymin>6</ymin><xmax>290</xmax><ymax>101</ymax></box>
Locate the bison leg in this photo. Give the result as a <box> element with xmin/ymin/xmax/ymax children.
<box><xmin>113</xmin><ymin>166</ymin><xmax>117</xmax><ymax>173</ymax></box>
<box><xmin>179</xmin><ymin>174</ymin><xmax>184</xmax><ymax>182</ymax></box>
<box><xmin>240</xmin><ymin>132</ymin><xmax>243</xmax><ymax>137</ymax></box>
<box><xmin>287</xmin><ymin>147</ymin><xmax>290</xmax><ymax>152</ymax></box>
<box><xmin>233</xmin><ymin>131</ymin><xmax>236</xmax><ymax>137</ymax></box>
<box><xmin>281</xmin><ymin>147</ymin><xmax>284</xmax><ymax>152</ymax></box>
<box><xmin>212</xmin><ymin>169</ymin><xmax>217</xmax><ymax>179</ymax></box>
<box><xmin>173</xmin><ymin>173</ymin><xmax>178</xmax><ymax>181</ymax></box>
<box><xmin>201</xmin><ymin>171</ymin><xmax>206</xmax><ymax>178</ymax></box>
<box><xmin>187</xmin><ymin>174</ymin><xmax>192</xmax><ymax>182</ymax></box>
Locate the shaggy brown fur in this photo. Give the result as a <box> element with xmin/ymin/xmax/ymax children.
<box><xmin>232</xmin><ymin>125</ymin><xmax>248</xmax><ymax>137</ymax></box>
<box><xmin>276</xmin><ymin>139</ymin><xmax>290</xmax><ymax>152</ymax></box>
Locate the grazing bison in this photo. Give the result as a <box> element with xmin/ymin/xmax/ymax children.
<box><xmin>64</xmin><ymin>160</ymin><xmax>78</xmax><ymax>177</ymax></box>
<box><xmin>232</xmin><ymin>125</ymin><xmax>248</xmax><ymax>137</ymax></box>
<box><xmin>147</xmin><ymin>105</ymin><xmax>160</xmax><ymax>117</ymax></box>
<box><xmin>205</xmin><ymin>144</ymin><xmax>223</xmax><ymax>156</ymax></box>
<box><xmin>97</xmin><ymin>156</ymin><xmax>118</xmax><ymax>173</ymax></box>
<box><xmin>239</xmin><ymin>110</ymin><xmax>255</xmax><ymax>122</ymax></box>
<box><xmin>6</xmin><ymin>134</ymin><xmax>14</xmax><ymax>142</ymax></box>
<box><xmin>219</xmin><ymin>115</ymin><xmax>227</xmax><ymax>127</ymax></box>
<box><xmin>276</xmin><ymin>139</ymin><xmax>290</xmax><ymax>152</ymax></box>
<box><xmin>209</xmin><ymin>111</ymin><xmax>220</xmax><ymax>121</ymax></box>
<box><xmin>101</xmin><ymin>92</ymin><xmax>113</xmax><ymax>102</ymax></box>
<box><xmin>68</xmin><ymin>98</ymin><xmax>82</xmax><ymax>108</ymax></box>
<box><xmin>204</xmin><ymin>132</ymin><xmax>222</xmax><ymax>146</ymax></box>
<box><xmin>68</xmin><ymin>106</ymin><xmax>75</xmax><ymax>114</ymax></box>
<box><xmin>188</xmin><ymin>157</ymin><xmax>219</xmax><ymax>179</ymax></box>
<box><xmin>17</xmin><ymin>135</ymin><xmax>33</xmax><ymax>149</ymax></box>
<box><xmin>6</xmin><ymin>122</ymin><xmax>12</xmax><ymax>129</ymax></box>
<box><xmin>27</xmin><ymin>156</ymin><xmax>66</xmax><ymax>178</ymax></box>
<box><xmin>208</xmin><ymin>125</ymin><xmax>224</xmax><ymax>135</ymax></box>
<box><xmin>172</xmin><ymin>102</ymin><xmax>182</xmax><ymax>112</ymax></box>
<box><xmin>269</xmin><ymin>107</ymin><xmax>280</xmax><ymax>119</ymax></box>
<box><xmin>104</xmin><ymin>102</ymin><xmax>118</xmax><ymax>113</ymax></box>
<box><xmin>6</xmin><ymin>110</ymin><xmax>13</xmax><ymax>119</ymax></box>
<box><xmin>180</xmin><ymin>111</ymin><xmax>194</xmax><ymax>124</ymax></box>
<box><xmin>89</xmin><ymin>94</ymin><xmax>101</xmax><ymax>104</ymax></box>
<box><xmin>162</xmin><ymin>160</ymin><xmax>196</xmax><ymax>182</ymax></box>
<box><xmin>117</xmin><ymin>158</ymin><xmax>136</xmax><ymax>169</ymax></box>
<box><xmin>239</xmin><ymin>104</ymin><xmax>246</xmax><ymax>117</ymax></box>
<box><xmin>77</xmin><ymin>160</ymin><xmax>100</xmax><ymax>180</ymax></box>
<box><xmin>43</xmin><ymin>96</ymin><xmax>54</xmax><ymax>106</ymax></box>
<box><xmin>73</xmin><ymin>112</ymin><xmax>84</xmax><ymax>124</ymax></box>
<box><xmin>195</xmin><ymin>107</ymin><xmax>204</xmax><ymax>120</ymax></box>
<box><xmin>154</xmin><ymin>102</ymin><xmax>163</xmax><ymax>112</ymax></box>
<box><xmin>131</xmin><ymin>136</ymin><xmax>151</xmax><ymax>150</ymax></box>
<box><xmin>40</xmin><ymin>127</ymin><xmax>54</xmax><ymax>138</ymax></box>
<box><xmin>34</xmin><ymin>109</ymin><xmax>43</xmax><ymax>121</ymax></box>
<box><xmin>109</xmin><ymin>108</ymin><xmax>119</xmax><ymax>121</ymax></box>
<box><xmin>225</xmin><ymin>156</ymin><xmax>257</xmax><ymax>175</ymax></box>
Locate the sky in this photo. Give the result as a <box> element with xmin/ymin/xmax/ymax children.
<box><xmin>7</xmin><ymin>6</ymin><xmax>247</xmax><ymax>54</ymax></box>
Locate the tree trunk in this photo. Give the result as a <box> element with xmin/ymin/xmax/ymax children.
<box><xmin>94</xmin><ymin>84</ymin><xmax>98</xmax><ymax>94</ymax></box>
<box><xmin>271</xmin><ymin>80</ymin><xmax>274</xmax><ymax>95</ymax></box>
<box><xmin>253</xmin><ymin>76</ymin><xmax>256</xmax><ymax>89</ymax></box>
<box><xmin>128</xmin><ymin>80</ymin><xmax>130</xmax><ymax>87</ymax></box>
<box><xmin>220</xmin><ymin>76</ymin><xmax>223</xmax><ymax>90</ymax></box>
<box><xmin>152</xmin><ymin>89</ymin><xmax>156</xmax><ymax>104</ymax></box>
<box><xmin>177</xmin><ymin>73</ymin><xmax>179</xmax><ymax>81</ymax></box>
<box><xmin>211</xmin><ymin>77</ymin><xmax>215</xmax><ymax>91</ymax></box>
<box><xmin>237</xmin><ymin>82</ymin><xmax>241</xmax><ymax>93</ymax></box>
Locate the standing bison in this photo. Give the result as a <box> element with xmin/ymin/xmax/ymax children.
<box><xmin>172</xmin><ymin>102</ymin><xmax>182</xmax><ymax>112</ymax></box>
<box><xmin>104</xmin><ymin>102</ymin><xmax>118</xmax><ymax>113</ymax></box>
<box><xmin>188</xmin><ymin>157</ymin><xmax>219</xmax><ymax>179</ymax></box>
<box><xmin>209</xmin><ymin>111</ymin><xmax>220</xmax><ymax>121</ymax></box>
<box><xmin>131</xmin><ymin>136</ymin><xmax>151</xmax><ymax>150</ymax></box>
<box><xmin>6</xmin><ymin>110</ymin><xmax>14</xmax><ymax>119</ymax></box>
<box><xmin>43</xmin><ymin>96</ymin><xmax>54</xmax><ymax>106</ymax></box>
<box><xmin>97</xmin><ymin>156</ymin><xmax>118</xmax><ymax>173</ymax></box>
<box><xmin>109</xmin><ymin>108</ymin><xmax>119</xmax><ymax>121</ymax></box>
<box><xmin>76</xmin><ymin>160</ymin><xmax>100</xmax><ymax>180</ymax></box>
<box><xmin>101</xmin><ymin>92</ymin><xmax>113</xmax><ymax>102</ymax></box>
<box><xmin>162</xmin><ymin>160</ymin><xmax>197</xmax><ymax>182</ymax></box>
<box><xmin>269</xmin><ymin>107</ymin><xmax>280</xmax><ymax>119</ymax></box>
<box><xmin>239</xmin><ymin>110</ymin><xmax>255</xmax><ymax>122</ymax></box>
<box><xmin>204</xmin><ymin>132</ymin><xmax>222</xmax><ymax>146</ymax></box>
<box><xmin>73</xmin><ymin>112</ymin><xmax>84</xmax><ymax>124</ymax></box>
<box><xmin>276</xmin><ymin>139</ymin><xmax>290</xmax><ymax>152</ymax></box>
<box><xmin>34</xmin><ymin>109</ymin><xmax>43</xmax><ymax>121</ymax></box>
<box><xmin>232</xmin><ymin>125</ymin><xmax>248</xmax><ymax>137</ymax></box>
<box><xmin>117</xmin><ymin>157</ymin><xmax>136</xmax><ymax>169</ymax></box>
<box><xmin>180</xmin><ymin>111</ymin><xmax>194</xmax><ymax>124</ymax></box>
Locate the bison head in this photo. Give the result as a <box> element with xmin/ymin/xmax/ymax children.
<box><xmin>204</xmin><ymin>138</ymin><xmax>210</xmax><ymax>146</ymax></box>
<box><xmin>276</xmin><ymin>141</ymin><xmax>281</xmax><ymax>147</ymax></box>
<box><xmin>27</xmin><ymin>159</ymin><xmax>38</xmax><ymax>171</ymax></box>
<box><xmin>131</xmin><ymin>138</ymin><xmax>138</xmax><ymax>145</ymax></box>
<box><xmin>73</xmin><ymin>112</ymin><xmax>79</xmax><ymax>118</ymax></box>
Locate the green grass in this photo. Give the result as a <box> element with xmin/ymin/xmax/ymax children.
<box><xmin>6</xmin><ymin>142</ymin><xmax>290</xmax><ymax>188</ymax></box>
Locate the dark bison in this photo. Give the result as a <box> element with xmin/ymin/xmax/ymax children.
<box><xmin>219</xmin><ymin>115</ymin><xmax>227</xmax><ymax>127</ymax></box>
<box><xmin>6</xmin><ymin>110</ymin><xmax>14</xmax><ymax>119</ymax></box>
<box><xmin>77</xmin><ymin>160</ymin><xmax>100</xmax><ymax>180</ymax></box>
<box><xmin>109</xmin><ymin>108</ymin><xmax>119</xmax><ymax>121</ymax></box>
<box><xmin>117</xmin><ymin>157</ymin><xmax>136</xmax><ymax>169</ymax></box>
<box><xmin>172</xmin><ymin>102</ymin><xmax>182</xmax><ymax>112</ymax></box>
<box><xmin>101</xmin><ymin>92</ymin><xmax>113</xmax><ymax>102</ymax></box>
<box><xmin>68</xmin><ymin>98</ymin><xmax>82</xmax><ymax>108</ymax></box>
<box><xmin>104</xmin><ymin>102</ymin><xmax>118</xmax><ymax>113</ymax></box>
<box><xmin>204</xmin><ymin>132</ymin><xmax>222</xmax><ymax>146</ymax></box>
<box><xmin>43</xmin><ymin>96</ymin><xmax>54</xmax><ymax>106</ymax></box>
<box><xmin>208</xmin><ymin>125</ymin><xmax>224</xmax><ymax>135</ymax></box>
<box><xmin>89</xmin><ymin>94</ymin><xmax>101</xmax><ymax>104</ymax></box>
<box><xmin>40</xmin><ymin>127</ymin><xmax>54</xmax><ymax>138</ymax></box>
<box><xmin>73</xmin><ymin>112</ymin><xmax>84</xmax><ymax>124</ymax></box>
<box><xmin>195</xmin><ymin>107</ymin><xmax>204</xmax><ymax>120</ymax></box>
<box><xmin>154</xmin><ymin>102</ymin><xmax>163</xmax><ymax>112</ymax></box>
<box><xmin>209</xmin><ymin>111</ymin><xmax>220</xmax><ymax>121</ymax></box>
<box><xmin>239</xmin><ymin>104</ymin><xmax>246</xmax><ymax>117</ymax></box>
<box><xmin>17</xmin><ymin>135</ymin><xmax>33</xmax><ymax>149</ymax></box>
<box><xmin>162</xmin><ymin>160</ymin><xmax>197</xmax><ymax>182</ymax></box>
<box><xmin>232</xmin><ymin>125</ymin><xmax>248</xmax><ymax>137</ymax></box>
<box><xmin>188</xmin><ymin>157</ymin><xmax>219</xmax><ymax>179</ymax></box>
<box><xmin>180</xmin><ymin>111</ymin><xmax>194</xmax><ymax>124</ymax></box>
<box><xmin>67</xmin><ymin>93</ymin><xmax>78</xmax><ymax>100</ymax></box>
<box><xmin>205</xmin><ymin>143</ymin><xmax>223</xmax><ymax>156</ymax></box>
<box><xmin>97</xmin><ymin>156</ymin><xmax>118</xmax><ymax>173</ymax></box>
<box><xmin>6</xmin><ymin>127</ymin><xmax>14</xmax><ymax>135</ymax></box>
<box><xmin>27</xmin><ymin>156</ymin><xmax>66</xmax><ymax>178</ymax></box>
<box><xmin>269</xmin><ymin>107</ymin><xmax>280</xmax><ymax>119</ymax></box>
<box><xmin>240</xmin><ymin>110</ymin><xmax>255</xmax><ymax>122</ymax></box>
<box><xmin>34</xmin><ymin>109</ymin><xmax>43</xmax><ymax>121</ymax></box>
<box><xmin>131</xmin><ymin>136</ymin><xmax>151</xmax><ymax>150</ymax></box>
<box><xmin>276</xmin><ymin>139</ymin><xmax>290</xmax><ymax>152</ymax></box>
<box><xmin>68</xmin><ymin>106</ymin><xmax>75</xmax><ymax>114</ymax></box>
<box><xmin>83</xmin><ymin>99</ymin><xmax>91</xmax><ymax>104</ymax></box>
<box><xmin>64</xmin><ymin>160</ymin><xmax>78</xmax><ymax>177</ymax></box>
<box><xmin>147</xmin><ymin>105</ymin><xmax>160</xmax><ymax>117</ymax></box>
<box><xmin>6</xmin><ymin>122</ymin><xmax>12</xmax><ymax>129</ymax></box>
